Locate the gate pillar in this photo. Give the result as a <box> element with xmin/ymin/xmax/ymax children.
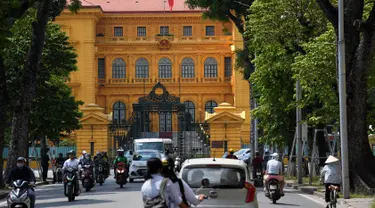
<box><xmin>76</xmin><ymin>104</ymin><xmax>110</xmax><ymax>155</ymax></box>
<box><xmin>206</xmin><ymin>103</ymin><xmax>245</xmax><ymax>157</ymax></box>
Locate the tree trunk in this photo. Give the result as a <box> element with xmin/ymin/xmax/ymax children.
<box><xmin>4</xmin><ymin>0</ymin><xmax>52</xmax><ymax>180</ymax></box>
<box><xmin>0</xmin><ymin>55</ymin><xmax>8</xmax><ymax>188</ymax></box>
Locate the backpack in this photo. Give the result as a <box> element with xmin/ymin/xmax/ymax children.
<box><xmin>144</xmin><ymin>178</ymin><xmax>169</xmax><ymax>208</ymax></box>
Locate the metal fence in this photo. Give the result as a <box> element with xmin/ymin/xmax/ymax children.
<box><xmin>2</xmin><ymin>146</ymin><xmax>76</xmax><ymax>159</ymax></box>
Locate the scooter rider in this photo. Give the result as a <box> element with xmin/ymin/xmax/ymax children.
<box><xmin>113</xmin><ymin>149</ymin><xmax>128</xmax><ymax>179</ymax></box>
<box><xmin>7</xmin><ymin>157</ymin><xmax>36</xmax><ymax>208</ymax></box>
<box><xmin>225</xmin><ymin>149</ymin><xmax>238</xmax><ymax>159</ymax></box>
<box><xmin>252</xmin><ymin>151</ymin><xmax>263</xmax><ymax>178</ymax></box>
<box><xmin>78</xmin><ymin>150</ymin><xmax>86</xmax><ymax>179</ymax></box>
<box><xmin>263</xmin><ymin>153</ymin><xmax>285</xmax><ymax>196</ymax></box>
<box><xmin>63</xmin><ymin>150</ymin><xmax>81</xmax><ymax>195</ymax></box>
<box><xmin>94</xmin><ymin>152</ymin><xmax>107</xmax><ymax>177</ymax></box>
<box><xmin>53</xmin><ymin>153</ymin><xmax>65</xmax><ymax>183</ymax></box>
<box><xmin>80</xmin><ymin>153</ymin><xmax>95</xmax><ymax>183</ymax></box>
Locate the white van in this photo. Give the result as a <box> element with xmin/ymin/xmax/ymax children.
<box><xmin>133</xmin><ymin>138</ymin><xmax>173</xmax><ymax>155</ymax></box>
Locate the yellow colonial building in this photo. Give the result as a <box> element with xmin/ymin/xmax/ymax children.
<box><xmin>55</xmin><ymin>0</ymin><xmax>250</xmax><ymax>158</ymax></box>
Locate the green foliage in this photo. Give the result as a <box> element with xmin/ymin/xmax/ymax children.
<box><xmin>185</xmin><ymin>0</ymin><xmax>250</xmax><ymax>22</ymax></box>
<box><xmin>293</xmin><ymin>26</ymin><xmax>338</xmax><ymax>126</ymax></box>
<box><xmin>245</xmin><ymin>0</ymin><xmax>328</xmax><ymax>145</ymax></box>
<box><xmin>3</xmin><ymin>11</ymin><xmax>83</xmax><ymax>143</ymax></box>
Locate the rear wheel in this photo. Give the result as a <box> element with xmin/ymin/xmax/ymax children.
<box><xmin>129</xmin><ymin>178</ymin><xmax>133</xmax><ymax>183</ymax></box>
<box><xmin>120</xmin><ymin>184</ymin><xmax>123</xmax><ymax>188</ymax></box>
<box><xmin>272</xmin><ymin>199</ymin><xmax>277</xmax><ymax>204</ymax></box>
<box><xmin>86</xmin><ymin>187</ymin><xmax>91</xmax><ymax>192</ymax></box>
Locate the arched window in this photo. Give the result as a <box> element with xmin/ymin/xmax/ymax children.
<box><xmin>205</xmin><ymin>100</ymin><xmax>218</xmax><ymax>113</ymax></box>
<box><xmin>113</xmin><ymin>102</ymin><xmax>126</xmax><ymax>124</ymax></box>
<box><xmin>204</xmin><ymin>57</ymin><xmax>218</xmax><ymax>78</ymax></box>
<box><xmin>158</xmin><ymin>58</ymin><xmax>172</xmax><ymax>78</ymax></box>
<box><xmin>135</xmin><ymin>58</ymin><xmax>149</xmax><ymax>78</ymax></box>
<box><xmin>181</xmin><ymin>58</ymin><xmax>195</xmax><ymax>78</ymax></box>
<box><xmin>184</xmin><ymin>101</ymin><xmax>195</xmax><ymax>122</ymax></box>
<box><xmin>112</xmin><ymin>58</ymin><xmax>126</xmax><ymax>78</ymax></box>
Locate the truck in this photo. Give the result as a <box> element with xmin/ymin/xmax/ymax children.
<box><xmin>133</xmin><ymin>138</ymin><xmax>173</xmax><ymax>157</ymax></box>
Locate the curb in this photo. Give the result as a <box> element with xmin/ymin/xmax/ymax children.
<box><xmin>286</xmin><ymin>183</ymin><xmax>353</xmax><ymax>207</ymax></box>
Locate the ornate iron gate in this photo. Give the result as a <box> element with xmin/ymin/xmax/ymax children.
<box><xmin>108</xmin><ymin>82</ymin><xmax>210</xmax><ymax>160</ymax></box>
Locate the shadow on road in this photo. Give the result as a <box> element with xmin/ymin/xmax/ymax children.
<box><xmin>36</xmin><ymin>198</ymin><xmax>114</xmax><ymax>207</ymax></box>
<box><xmin>274</xmin><ymin>202</ymin><xmax>300</xmax><ymax>206</ymax></box>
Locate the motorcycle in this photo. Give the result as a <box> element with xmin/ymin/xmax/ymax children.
<box><xmin>53</xmin><ymin>164</ymin><xmax>63</xmax><ymax>184</ymax></box>
<box><xmin>7</xmin><ymin>180</ymin><xmax>33</xmax><ymax>208</ymax></box>
<box><xmin>96</xmin><ymin>164</ymin><xmax>105</xmax><ymax>185</ymax></box>
<box><xmin>267</xmin><ymin>178</ymin><xmax>281</xmax><ymax>204</ymax></box>
<box><xmin>64</xmin><ymin>168</ymin><xmax>79</xmax><ymax>202</ymax></box>
<box><xmin>115</xmin><ymin>162</ymin><xmax>128</xmax><ymax>188</ymax></box>
<box><xmin>81</xmin><ymin>164</ymin><xmax>95</xmax><ymax>192</ymax></box>
<box><xmin>253</xmin><ymin>168</ymin><xmax>263</xmax><ymax>187</ymax></box>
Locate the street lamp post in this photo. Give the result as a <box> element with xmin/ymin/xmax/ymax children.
<box><xmin>338</xmin><ymin>0</ymin><xmax>350</xmax><ymax>199</ymax></box>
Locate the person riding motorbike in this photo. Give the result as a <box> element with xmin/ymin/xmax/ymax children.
<box><xmin>7</xmin><ymin>157</ymin><xmax>36</xmax><ymax>208</ymax></box>
<box><xmin>161</xmin><ymin>156</ymin><xmax>205</xmax><ymax>208</ymax></box>
<box><xmin>94</xmin><ymin>152</ymin><xmax>107</xmax><ymax>178</ymax></box>
<box><xmin>77</xmin><ymin>150</ymin><xmax>87</xmax><ymax>179</ymax></box>
<box><xmin>53</xmin><ymin>153</ymin><xmax>65</xmax><ymax>183</ymax></box>
<box><xmin>320</xmin><ymin>155</ymin><xmax>342</xmax><ymax>208</ymax></box>
<box><xmin>225</xmin><ymin>149</ymin><xmax>238</xmax><ymax>159</ymax></box>
<box><xmin>80</xmin><ymin>153</ymin><xmax>95</xmax><ymax>183</ymax></box>
<box><xmin>263</xmin><ymin>153</ymin><xmax>285</xmax><ymax>196</ymax></box>
<box><xmin>63</xmin><ymin>150</ymin><xmax>81</xmax><ymax>195</ymax></box>
<box><xmin>113</xmin><ymin>149</ymin><xmax>128</xmax><ymax>179</ymax></box>
<box><xmin>252</xmin><ymin>151</ymin><xmax>264</xmax><ymax>178</ymax></box>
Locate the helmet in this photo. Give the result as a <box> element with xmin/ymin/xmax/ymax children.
<box><xmin>82</xmin><ymin>150</ymin><xmax>87</xmax><ymax>155</ymax></box>
<box><xmin>17</xmin><ymin>157</ymin><xmax>26</xmax><ymax>162</ymax></box>
<box><xmin>271</xmin><ymin>153</ymin><xmax>279</xmax><ymax>160</ymax></box>
<box><xmin>69</xmin><ymin>150</ymin><xmax>76</xmax><ymax>156</ymax></box>
<box><xmin>265</xmin><ymin>149</ymin><xmax>269</xmax><ymax>153</ymax></box>
<box><xmin>229</xmin><ymin>149</ymin><xmax>234</xmax><ymax>153</ymax></box>
<box><xmin>117</xmin><ymin>149</ymin><xmax>124</xmax><ymax>156</ymax></box>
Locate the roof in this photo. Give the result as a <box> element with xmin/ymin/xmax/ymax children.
<box><xmin>181</xmin><ymin>158</ymin><xmax>247</xmax><ymax>167</ymax></box>
<box><xmin>135</xmin><ymin>138</ymin><xmax>172</xmax><ymax>143</ymax></box>
<box><xmin>78</xmin><ymin>0</ymin><xmax>201</xmax><ymax>13</ymax></box>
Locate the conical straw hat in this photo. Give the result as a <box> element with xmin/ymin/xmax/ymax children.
<box><xmin>325</xmin><ymin>155</ymin><xmax>339</xmax><ymax>164</ymax></box>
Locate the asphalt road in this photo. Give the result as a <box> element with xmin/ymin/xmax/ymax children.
<box><xmin>0</xmin><ymin>178</ymin><xmax>332</xmax><ymax>208</ymax></box>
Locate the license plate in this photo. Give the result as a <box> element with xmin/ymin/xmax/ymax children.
<box><xmin>270</xmin><ymin>185</ymin><xmax>277</xmax><ymax>190</ymax></box>
<box><xmin>257</xmin><ymin>173</ymin><xmax>261</xmax><ymax>175</ymax></box>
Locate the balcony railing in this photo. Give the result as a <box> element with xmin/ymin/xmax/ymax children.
<box><xmin>95</xmin><ymin>35</ymin><xmax>231</xmax><ymax>44</ymax></box>
<box><xmin>96</xmin><ymin>77</ymin><xmax>230</xmax><ymax>84</ymax></box>
<box><xmin>109</xmin><ymin>78</ymin><xmax>130</xmax><ymax>84</ymax></box>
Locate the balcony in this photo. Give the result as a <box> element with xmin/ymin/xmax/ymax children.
<box><xmin>202</xmin><ymin>77</ymin><xmax>220</xmax><ymax>82</ymax></box>
<box><xmin>155</xmin><ymin>34</ymin><xmax>174</xmax><ymax>41</ymax></box>
<box><xmin>95</xmin><ymin>35</ymin><xmax>232</xmax><ymax>44</ymax></box>
<box><xmin>109</xmin><ymin>78</ymin><xmax>130</xmax><ymax>84</ymax></box>
<box><xmin>134</xmin><ymin>78</ymin><xmax>152</xmax><ymax>83</ymax></box>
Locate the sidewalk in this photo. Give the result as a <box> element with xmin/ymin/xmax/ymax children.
<box><xmin>286</xmin><ymin>180</ymin><xmax>374</xmax><ymax>208</ymax></box>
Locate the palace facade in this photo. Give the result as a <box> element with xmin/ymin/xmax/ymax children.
<box><xmin>55</xmin><ymin>0</ymin><xmax>250</xmax><ymax>157</ymax></box>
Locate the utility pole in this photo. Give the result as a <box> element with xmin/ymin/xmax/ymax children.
<box><xmin>338</xmin><ymin>0</ymin><xmax>350</xmax><ymax>199</ymax></box>
<box><xmin>296</xmin><ymin>80</ymin><xmax>303</xmax><ymax>185</ymax></box>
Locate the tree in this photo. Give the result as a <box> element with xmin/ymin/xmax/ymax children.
<box><xmin>5</xmin><ymin>14</ymin><xmax>83</xmax><ymax>145</ymax></box>
<box><xmin>316</xmin><ymin>0</ymin><xmax>375</xmax><ymax>191</ymax></box>
<box><xmin>246</xmin><ymin>0</ymin><xmax>327</xmax><ymax>148</ymax></box>
<box><xmin>185</xmin><ymin>0</ymin><xmax>257</xmax><ymax>157</ymax></box>
<box><xmin>0</xmin><ymin>0</ymin><xmax>82</xmax><ymax>181</ymax></box>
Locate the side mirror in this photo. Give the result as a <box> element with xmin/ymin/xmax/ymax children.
<box><xmin>201</xmin><ymin>178</ymin><xmax>210</xmax><ymax>187</ymax></box>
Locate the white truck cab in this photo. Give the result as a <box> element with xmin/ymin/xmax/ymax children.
<box><xmin>133</xmin><ymin>138</ymin><xmax>173</xmax><ymax>156</ymax></box>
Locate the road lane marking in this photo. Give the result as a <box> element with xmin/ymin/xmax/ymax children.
<box><xmin>298</xmin><ymin>193</ymin><xmax>326</xmax><ymax>207</ymax></box>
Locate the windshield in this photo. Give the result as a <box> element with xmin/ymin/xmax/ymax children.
<box><xmin>181</xmin><ymin>166</ymin><xmax>245</xmax><ymax>189</ymax></box>
<box><xmin>133</xmin><ymin>151</ymin><xmax>160</xmax><ymax>161</ymax></box>
<box><xmin>135</xmin><ymin>142</ymin><xmax>164</xmax><ymax>152</ymax></box>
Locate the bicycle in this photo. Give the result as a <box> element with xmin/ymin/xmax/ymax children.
<box><xmin>328</xmin><ymin>185</ymin><xmax>339</xmax><ymax>208</ymax></box>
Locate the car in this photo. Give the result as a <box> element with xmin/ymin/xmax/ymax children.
<box><xmin>129</xmin><ymin>150</ymin><xmax>161</xmax><ymax>182</ymax></box>
<box><xmin>124</xmin><ymin>150</ymin><xmax>134</xmax><ymax>164</ymax></box>
<box><xmin>235</xmin><ymin>148</ymin><xmax>251</xmax><ymax>164</ymax></box>
<box><xmin>179</xmin><ymin>158</ymin><xmax>259</xmax><ymax>208</ymax></box>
